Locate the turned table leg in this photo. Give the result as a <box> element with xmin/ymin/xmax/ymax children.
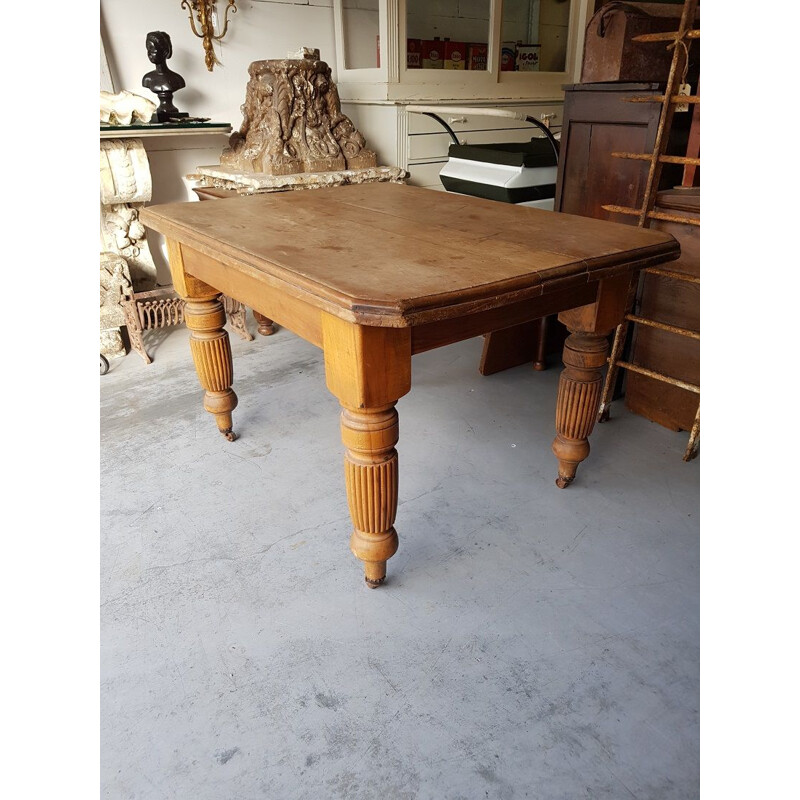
<box><xmin>252</xmin><ymin>310</ymin><xmax>276</xmax><ymax>336</ymax></box>
<box><xmin>340</xmin><ymin>405</ymin><xmax>400</xmax><ymax>587</ymax></box>
<box><xmin>552</xmin><ymin>331</ymin><xmax>608</xmax><ymax>488</ymax></box>
<box><xmin>166</xmin><ymin>239</ymin><xmax>239</xmax><ymax>441</ymax></box>
<box><xmin>184</xmin><ymin>296</ymin><xmax>239</xmax><ymax>441</ymax></box>
<box><xmin>322</xmin><ymin>313</ymin><xmax>411</xmax><ymax>587</ymax></box>
<box><xmin>551</xmin><ymin>276</ymin><xmax>632</xmax><ymax>488</ymax></box>
<box><xmin>533</xmin><ymin>315</ymin><xmax>549</xmax><ymax>371</ymax></box>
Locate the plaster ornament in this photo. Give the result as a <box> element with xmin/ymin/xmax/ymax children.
<box><xmin>100</xmin><ymin>90</ymin><xmax>157</xmax><ymax>126</ymax></box>
<box><xmin>99</xmin><ymin>253</ymin><xmax>134</xmax><ymax>359</ymax></box>
<box><xmin>287</xmin><ymin>46</ymin><xmax>320</xmax><ymax>60</ymax></box>
<box><xmin>221</xmin><ymin>57</ymin><xmax>377</xmax><ymax>176</ymax></box>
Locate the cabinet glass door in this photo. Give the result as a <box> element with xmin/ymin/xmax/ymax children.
<box><xmin>501</xmin><ymin>0</ymin><xmax>572</xmax><ymax>72</ymax></box>
<box><xmin>342</xmin><ymin>0</ymin><xmax>381</xmax><ymax>70</ymax></box>
<box><xmin>406</xmin><ymin>0</ymin><xmax>492</xmax><ymax>71</ymax></box>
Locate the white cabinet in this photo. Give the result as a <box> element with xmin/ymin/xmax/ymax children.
<box><xmin>333</xmin><ymin>0</ymin><xmax>593</xmax><ymax>102</ymax></box>
<box><xmin>333</xmin><ymin>0</ymin><xmax>592</xmax><ymax>189</ymax></box>
<box><xmin>343</xmin><ymin>98</ymin><xmax>563</xmax><ymax>190</ymax></box>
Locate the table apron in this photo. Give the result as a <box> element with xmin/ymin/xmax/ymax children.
<box><xmin>410</xmin><ymin>283</ymin><xmax>598</xmax><ymax>354</ymax></box>
<box><xmin>179</xmin><ymin>244</ymin><xmax>325</xmax><ymax>348</ymax></box>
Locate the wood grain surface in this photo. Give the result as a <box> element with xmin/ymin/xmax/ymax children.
<box><xmin>141</xmin><ymin>183</ymin><xmax>679</xmax><ymax>327</ymax></box>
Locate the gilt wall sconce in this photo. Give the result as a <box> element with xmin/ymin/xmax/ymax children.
<box><xmin>181</xmin><ymin>0</ymin><xmax>237</xmax><ymax>71</ymax></box>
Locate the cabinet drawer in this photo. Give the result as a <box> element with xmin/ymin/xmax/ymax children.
<box><xmin>408</xmin><ymin>127</ymin><xmax>553</xmax><ymax>162</ymax></box>
<box><xmin>406</xmin><ymin>161</ymin><xmax>446</xmax><ymax>188</ymax></box>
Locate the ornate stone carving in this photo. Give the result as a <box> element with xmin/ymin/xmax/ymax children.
<box><xmin>104</xmin><ymin>205</ymin><xmax>146</xmax><ymax>258</ymax></box>
<box><xmin>100</xmin><ymin>90</ymin><xmax>157</xmax><ymax>126</ymax></box>
<box><xmin>100</xmin><ymin>139</ymin><xmax>152</xmax><ymax>205</ymax></box>
<box><xmin>100</xmin><ymin>139</ymin><xmax>158</xmax><ymax>291</ymax></box>
<box><xmin>288</xmin><ymin>46</ymin><xmax>320</xmax><ymax>60</ymax></box>
<box><xmin>100</xmin><ymin>253</ymin><xmax>134</xmax><ymax>359</ymax></box>
<box><xmin>100</xmin><ymin>135</ymin><xmax>255</xmax><ymax>364</ymax></box>
<box><xmin>220</xmin><ymin>56</ymin><xmax>377</xmax><ymax>176</ymax></box>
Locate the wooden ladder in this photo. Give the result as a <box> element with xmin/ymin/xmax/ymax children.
<box><xmin>596</xmin><ymin>0</ymin><xmax>700</xmax><ymax>461</ymax></box>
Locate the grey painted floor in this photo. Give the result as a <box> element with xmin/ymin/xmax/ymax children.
<box><xmin>100</xmin><ymin>322</ymin><xmax>699</xmax><ymax>800</ymax></box>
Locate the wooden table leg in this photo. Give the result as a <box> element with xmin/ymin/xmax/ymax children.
<box><xmin>551</xmin><ymin>276</ymin><xmax>632</xmax><ymax>488</ymax></box>
<box><xmin>252</xmin><ymin>310</ymin><xmax>276</xmax><ymax>336</ymax></box>
<box><xmin>322</xmin><ymin>313</ymin><xmax>412</xmax><ymax>587</ymax></box>
<box><xmin>552</xmin><ymin>331</ymin><xmax>608</xmax><ymax>487</ymax></box>
<box><xmin>167</xmin><ymin>239</ymin><xmax>239</xmax><ymax>441</ymax></box>
<box><xmin>533</xmin><ymin>315</ymin><xmax>549</xmax><ymax>371</ymax></box>
<box><xmin>340</xmin><ymin>405</ymin><xmax>400</xmax><ymax>587</ymax></box>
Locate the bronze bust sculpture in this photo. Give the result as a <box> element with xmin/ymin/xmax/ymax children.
<box><xmin>142</xmin><ymin>31</ymin><xmax>188</xmax><ymax>123</ymax></box>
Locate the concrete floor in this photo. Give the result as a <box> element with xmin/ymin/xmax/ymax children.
<box><xmin>100</xmin><ymin>321</ymin><xmax>699</xmax><ymax>799</ymax></box>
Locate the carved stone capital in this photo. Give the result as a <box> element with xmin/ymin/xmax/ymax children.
<box><xmin>220</xmin><ymin>57</ymin><xmax>378</xmax><ymax>176</ymax></box>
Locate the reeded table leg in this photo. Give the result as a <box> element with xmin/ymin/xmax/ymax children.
<box><xmin>185</xmin><ymin>296</ymin><xmax>238</xmax><ymax>440</ymax></box>
<box><xmin>322</xmin><ymin>313</ymin><xmax>411</xmax><ymax>587</ymax></box>
<box><xmin>552</xmin><ymin>331</ymin><xmax>608</xmax><ymax>488</ymax></box>
<box><xmin>341</xmin><ymin>405</ymin><xmax>400</xmax><ymax>587</ymax></box>
<box><xmin>551</xmin><ymin>275</ymin><xmax>632</xmax><ymax>488</ymax></box>
<box><xmin>167</xmin><ymin>238</ymin><xmax>239</xmax><ymax>441</ymax></box>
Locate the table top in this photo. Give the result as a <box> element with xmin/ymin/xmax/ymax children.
<box><xmin>141</xmin><ymin>183</ymin><xmax>679</xmax><ymax>326</ymax></box>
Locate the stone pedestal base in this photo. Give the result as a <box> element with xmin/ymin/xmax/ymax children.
<box><xmin>193</xmin><ymin>163</ymin><xmax>408</xmax><ymax>195</ymax></box>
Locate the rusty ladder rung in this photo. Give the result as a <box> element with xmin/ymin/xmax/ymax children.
<box><xmin>612</xmin><ymin>152</ymin><xmax>700</xmax><ymax>166</ymax></box>
<box><xmin>631</xmin><ymin>29</ymin><xmax>700</xmax><ymax>42</ymax></box>
<box><xmin>624</xmin><ymin>313</ymin><xmax>699</xmax><ymax>340</ymax></box>
<box><xmin>612</xmin><ymin>361</ymin><xmax>700</xmax><ymax>394</ymax></box>
<box><xmin>643</xmin><ymin>266</ymin><xmax>700</xmax><ymax>284</ymax></box>
<box><xmin>602</xmin><ymin>205</ymin><xmax>701</xmax><ymax>226</ymax></box>
<box><xmin>624</xmin><ymin>95</ymin><xmax>700</xmax><ymax>104</ymax></box>
<box><xmin>598</xmin><ymin>0</ymin><xmax>700</xmax><ymax>460</ymax></box>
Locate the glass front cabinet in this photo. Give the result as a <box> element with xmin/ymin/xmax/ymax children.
<box><xmin>333</xmin><ymin>0</ymin><xmax>594</xmax><ymax>102</ymax></box>
<box><xmin>332</xmin><ymin>0</ymin><xmax>593</xmax><ymax>188</ymax></box>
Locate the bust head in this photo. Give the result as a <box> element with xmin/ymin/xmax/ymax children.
<box><xmin>142</xmin><ymin>30</ymin><xmax>186</xmax><ymax>119</ymax></box>
<box><xmin>146</xmin><ymin>31</ymin><xmax>172</xmax><ymax>65</ymax></box>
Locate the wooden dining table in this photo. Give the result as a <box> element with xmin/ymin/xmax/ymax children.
<box><xmin>140</xmin><ymin>182</ymin><xmax>679</xmax><ymax>588</ymax></box>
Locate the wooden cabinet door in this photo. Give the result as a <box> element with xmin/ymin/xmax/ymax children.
<box><xmin>555</xmin><ymin>83</ymin><xmax>663</xmax><ymax>221</ymax></box>
<box><xmin>555</xmin><ymin>85</ymin><xmax>700</xmax><ymax>431</ymax></box>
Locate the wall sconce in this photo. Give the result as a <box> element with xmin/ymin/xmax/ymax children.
<box><xmin>181</xmin><ymin>1</ymin><xmax>237</xmax><ymax>71</ymax></box>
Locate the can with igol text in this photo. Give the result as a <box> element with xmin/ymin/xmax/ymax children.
<box><xmin>515</xmin><ymin>44</ymin><xmax>541</xmax><ymax>71</ymax></box>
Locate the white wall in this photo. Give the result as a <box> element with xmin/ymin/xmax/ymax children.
<box><xmin>101</xmin><ymin>0</ymin><xmax>339</xmax><ymax>280</ymax></box>
<box><xmin>101</xmin><ymin>0</ymin><xmax>339</xmax><ymax>123</ymax></box>
<box><xmin>341</xmin><ymin>1</ymin><xmax>381</xmax><ymax>69</ymax></box>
